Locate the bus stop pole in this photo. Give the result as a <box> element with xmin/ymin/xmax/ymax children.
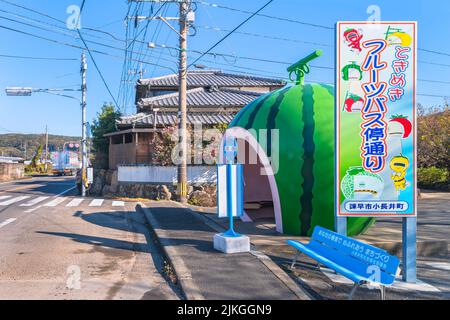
<box><xmin>402</xmin><ymin>217</ymin><xmax>417</xmax><ymax>283</ymax></box>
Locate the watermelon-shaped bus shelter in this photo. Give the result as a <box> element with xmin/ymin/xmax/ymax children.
<box><xmin>221</xmin><ymin>51</ymin><xmax>374</xmax><ymax>237</ymax></box>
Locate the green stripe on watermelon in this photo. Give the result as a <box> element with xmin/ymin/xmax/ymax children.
<box><xmin>271</xmin><ymin>85</ymin><xmax>305</xmax><ymax>235</ymax></box>
<box><xmin>299</xmin><ymin>84</ymin><xmax>315</xmax><ymax>235</ymax></box>
<box><xmin>266</xmin><ymin>87</ymin><xmax>290</xmax><ymax>158</ymax></box>
<box><xmin>232</xmin><ymin>94</ymin><xmax>269</xmax><ymax>128</ymax></box>
<box><xmin>307</xmin><ymin>84</ymin><xmax>335</xmax><ymax>235</ymax></box>
<box><xmin>244</xmin><ymin>95</ymin><xmax>272</xmax><ymax>130</ymax></box>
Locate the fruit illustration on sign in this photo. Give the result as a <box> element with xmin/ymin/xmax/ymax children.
<box><xmin>342</xmin><ymin>62</ymin><xmax>363</xmax><ymax>81</ymax></box>
<box><xmin>341</xmin><ymin>167</ymin><xmax>384</xmax><ymax>201</ymax></box>
<box><xmin>389</xmin><ymin>114</ymin><xmax>412</xmax><ymax>138</ymax></box>
<box><xmin>344</xmin><ymin>94</ymin><xmax>364</xmax><ymax>112</ymax></box>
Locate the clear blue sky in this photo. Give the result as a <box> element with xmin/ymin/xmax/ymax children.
<box><xmin>0</xmin><ymin>0</ymin><xmax>448</xmax><ymax>136</ymax></box>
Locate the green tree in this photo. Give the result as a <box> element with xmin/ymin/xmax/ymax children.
<box><xmin>417</xmin><ymin>103</ymin><xmax>450</xmax><ymax>171</ymax></box>
<box><xmin>31</xmin><ymin>144</ymin><xmax>43</xmax><ymax>168</ymax></box>
<box><xmin>91</xmin><ymin>103</ymin><xmax>121</xmax><ymax>169</ymax></box>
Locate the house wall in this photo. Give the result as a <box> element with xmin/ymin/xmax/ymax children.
<box><xmin>108</xmin><ymin>132</ymin><xmax>155</xmax><ymax>169</ymax></box>
<box><xmin>109</xmin><ymin>143</ymin><xmax>136</xmax><ymax>170</ymax></box>
<box><xmin>0</xmin><ymin>163</ymin><xmax>24</xmax><ymax>181</ymax></box>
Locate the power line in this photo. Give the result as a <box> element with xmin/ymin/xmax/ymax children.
<box><xmin>418</xmin><ymin>78</ymin><xmax>450</xmax><ymax>85</ymax></box>
<box><xmin>418</xmin><ymin>93</ymin><xmax>450</xmax><ymax>98</ymax></box>
<box><xmin>77</xmin><ymin>29</ymin><xmax>120</xmax><ymax>109</ymax></box>
<box><xmin>197</xmin><ymin>24</ymin><xmax>333</xmax><ymax>48</ymax></box>
<box><xmin>0</xmin><ymin>24</ymin><xmax>177</xmax><ymax>72</ymax></box>
<box><xmin>196</xmin><ymin>0</ymin><xmax>450</xmax><ymax>58</ymax></box>
<box><xmin>0</xmin><ymin>53</ymin><xmax>78</xmax><ymax>61</ymax></box>
<box><xmin>2</xmin><ymin>1</ymin><xmax>449</xmax><ymax>77</ymax></box>
<box><xmin>195</xmin><ymin>0</ymin><xmax>334</xmax><ymax>30</ymax></box>
<box><xmin>3</xmin><ymin>20</ymin><xmax>449</xmax><ymax>91</ymax></box>
<box><xmin>189</xmin><ymin>0</ymin><xmax>275</xmax><ymax>68</ymax></box>
<box><xmin>150</xmin><ymin>42</ymin><xmax>334</xmax><ymax>69</ymax></box>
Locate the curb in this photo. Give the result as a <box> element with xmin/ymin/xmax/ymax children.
<box><xmin>189</xmin><ymin>209</ymin><xmax>313</xmax><ymax>300</ymax></box>
<box><xmin>137</xmin><ymin>203</ymin><xmax>205</xmax><ymax>300</ymax></box>
<box><xmin>372</xmin><ymin>240</ymin><xmax>448</xmax><ymax>258</ymax></box>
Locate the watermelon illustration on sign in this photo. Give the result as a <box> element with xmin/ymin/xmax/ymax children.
<box><xmin>389</xmin><ymin>114</ymin><xmax>412</xmax><ymax>138</ymax></box>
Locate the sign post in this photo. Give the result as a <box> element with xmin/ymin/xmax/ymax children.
<box><xmin>336</xmin><ymin>21</ymin><xmax>417</xmax><ymax>282</ymax></box>
<box><xmin>214</xmin><ymin>135</ymin><xmax>250</xmax><ymax>254</ymax></box>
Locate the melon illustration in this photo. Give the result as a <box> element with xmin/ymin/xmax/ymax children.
<box><xmin>341</xmin><ymin>166</ymin><xmax>384</xmax><ymax>200</ymax></box>
<box><xmin>227</xmin><ymin>83</ymin><xmax>375</xmax><ymax>236</ymax></box>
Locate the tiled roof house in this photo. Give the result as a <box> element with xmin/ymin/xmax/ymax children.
<box><xmin>106</xmin><ymin>70</ymin><xmax>286</xmax><ymax>169</ymax></box>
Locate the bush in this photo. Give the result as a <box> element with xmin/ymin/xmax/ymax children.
<box><xmin>418</xmin><ymin>167</ymin><xmax>449</xmax><ymax>190</ymax></box>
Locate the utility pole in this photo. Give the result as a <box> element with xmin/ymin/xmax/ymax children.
<box><xmin>128</xmin><ymin>0</ymin><xmax>194</xmax><ymax>203</ymax></box>
<box><xmin>81</xmin><ymin>52</ymin><xmax>87</xmax><ymax>197</ymax></box>
<box><xmin>44</xmin><ymin>125</ymin><xmax>48</xmax><ymax>172</ymax></box>
<box><xmin>177</xmin><ymin>0</ymin><xmax>188</xmax><ymax>204</ymax></box>
<box><xmin>128</xmin><ymin>63</ymin><xmax>146</xmax><ymax>79</ymax></box>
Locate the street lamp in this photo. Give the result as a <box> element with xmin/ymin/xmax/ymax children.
<box><xmin>5</xmin><ymin>87</ymin><xmax>33</xmax><ymax>96</ymax></box>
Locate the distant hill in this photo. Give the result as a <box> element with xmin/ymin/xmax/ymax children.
<box><xmin>0</xmin><ymin>133</ymin><xmax>81</xmax><ymax>160</ymax></box>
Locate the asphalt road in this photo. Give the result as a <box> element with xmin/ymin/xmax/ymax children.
<box><xmin>0</xmin><ymin>177</ymin><xmax>180</xmax><ymax>300</ymax></box>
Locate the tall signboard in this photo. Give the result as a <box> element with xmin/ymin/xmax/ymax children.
<box><xmin>336</xmin><ymin>22</ymin><xmax>417</xmax><ymax>282</ymax></box>
<box><xmin>336</xmin><ymin>22</ymin><xmax>417</xmax><ymax>218</ymax></box>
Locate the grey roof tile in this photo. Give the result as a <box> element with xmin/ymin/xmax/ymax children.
<box><xmin>137</xmin><ymin>70</ymin><xmax>286</xmax><ymax>88</ymax></box>
<box><xmin>137</xmin><ymin>87</ymin><xmax>263</xmax><ymax>109</ymax></box>
<box><xmin>117</xmin><ymin>112</ymin><xmax>234</xmax><ymax>128</ymax></box>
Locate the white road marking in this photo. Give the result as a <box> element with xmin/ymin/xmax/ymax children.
<box><xmin>425</xmin><ymin>262</ymin><xmax>450</xmax><ymax>271</ymax></box>
<box><xmin>112</xmin><ymin>201</ymin><xmax>125</xmax><ymax>207</ymax></box>
<box><xmin>66</xmin><ymin>198</ymin><xmax>84</xmax><ymax>207</ymax></box>
<box><xmin>25</xmin><ymin>207</ymin><xmax>41</xmax><ymax>213</ymax></box>
<box><xmin>55</xmin><ymin>186</ymin><xmax>77</xmax><ymax>197</ymax></box>
<box><xmin>0</xmin><ymin>195</ymin><xmax>12</xmax><ymax>201</ymax></box>
<box><xmin>44</xmin><ymin>197</ymin><xmax>67</xmax><ymax>207</ymax></box>
<box><xmin>0</xmin><ymin>196</ymin><xmax>30</xmax><ymax>206</ymax></box>
<box><xmin>20</xmin><ymin>196</ymin><xmax>49</xmax><ymax>207</ymax></box>
<box><xmin>89</xmin><ymin>199</ymin><xmax>104</xmax><ymax>207</ymax></box>
<box><xmin>0</xmin><ymin>218</ymin><xmax>17</xmax><ymax>229</ymax></box>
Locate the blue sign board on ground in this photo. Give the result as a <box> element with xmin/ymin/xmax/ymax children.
<box><xmin>217</xmin><ymin>164</ymin><xmax>244</xmax><ymax>218</ymax></box>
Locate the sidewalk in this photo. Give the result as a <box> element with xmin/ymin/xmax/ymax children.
<box><xmin>188</xmin><ymin>193</ymin><xmax>450</xmax><ymax>299</ymax></box>
<box><xmin>138</xmin><ymin>201</ymin><xmax>311</xmax><ymax>300</ymax></box>
<box><xmin>191</xmin><ymin>192</ymin><xmax>450</xmax><ymax>258</ymax></box>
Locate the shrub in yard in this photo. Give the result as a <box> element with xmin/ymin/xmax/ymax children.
<box><xmin>418</xmin><ymin>167</ymin><xmax>449</xmax><ymax>190</ymax></box>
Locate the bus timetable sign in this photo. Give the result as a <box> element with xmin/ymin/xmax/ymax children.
<box><xmin>336</xmin><ymin>22</ymin><xmax>417</xmax><ymax>217</ymax></box>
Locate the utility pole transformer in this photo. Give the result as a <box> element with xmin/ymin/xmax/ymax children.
<box><xmin>81</xmin><ymin>52</ymin><xmax>88</xmax><ymax>197</ymax></box>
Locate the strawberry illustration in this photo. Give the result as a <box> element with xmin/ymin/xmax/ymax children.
<box><xmin>389</xmin><ymin>114</ymin><xmax>412</xmax><ymax>138</ymax></box>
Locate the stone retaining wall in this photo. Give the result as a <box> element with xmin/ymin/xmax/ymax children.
<box><xmin>90</xmin><ymin>169</ymin><xmax>217</xmax><ymax>207</ymax></box>
<box><xmin>0</xmin><ymin>163</ymin><xmax>25</xmax><ymax>181</ymax></box>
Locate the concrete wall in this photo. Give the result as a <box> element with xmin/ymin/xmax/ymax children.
<box><xmin>118</xmin><ymin>165</ymin><xmax>216</xmax><ymax>184</ymax></box>
<box><xmin>0</xmin><ymin>163</ymin><xmax>25</xmax><ymax>181</ymax></box>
